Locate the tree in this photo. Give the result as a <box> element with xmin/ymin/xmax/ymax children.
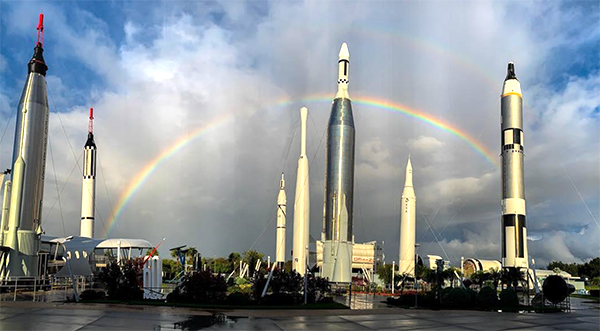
<box><xmin>97</xmin><ymin>259</ymin><xmax>144</xmax><ymax>301</ymax></box>
<box><xmin>228</xmin><ymin>252</ymin><xmax>242</xmax><ymax>271</ymax></box>
<box><xmin>489</xmin><ymin>268</ymin><xmax>502</xmax><ymax>291</ymax></box>
<box><xmin>213</xmin><ymin>257</ymin><xmax>232</xmax><ymax>274</ymax></box>
<box><xmin>242</xmin><ymin>250</ymin><xmax>264</xmax><ymax>277</ymax></box>
<box><xmin>162</xmin><ymin>258</ymin><xmax>183</xmax><ymax>280</ymax></box>
<box><xmin>375</xmin><ymin>263</ymin><xmax>394</xmax><ymax>286</ymax></box>
<box><xmin>579</xmin><ymin>258</ymin><xmax>600</xmax><ymax>279</ymax></box>
<box><xmin>547</xmin><ymin>261</ymin><xmax>579</xmax><ymax>276</ymax></box>
<box><xmin>469</xmin><ymin>271</ymin><xmax>488</xmax><ymax>290</ymax></box>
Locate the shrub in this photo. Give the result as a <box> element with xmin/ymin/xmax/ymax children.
<box><xmin>590</xmin><ymin>289</ymin><xmax>599</xmax><ymax>297</ymax></box>
<box><xmin>269</xmin><ymin>270</ymin><xmax>302</xmax><ymax>294</ymax></box>
<box><xmin>97</xmin><ymin>259</ymin><xmax>143</xmax><ymax>301</ymax></box>
<box><xmin>306</xmin><ymin>274</ymin><xmax>331</xmax><ymax>303</ymax></box>
<box><xmin>167</xmin><ymin>270</ymin><xmax>228</xmax><ymax>304</ymax></box>
<box><xmin>443</xmin><ymin>288</ymin><xmax>475</xmax><ymax>308</ymax></box>
<box><xmin>499</xmin><ymin>288</ymin><xmax>519</xmax><ymax>307</ymax></box>
<box><xmin>477</xmin><ymin>286</ymin><xmax>499</xmax><ymax>309</ymax></box>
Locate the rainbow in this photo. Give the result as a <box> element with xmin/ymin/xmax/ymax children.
<box><xmin>103</xmin><ymin>95</ymin><xmax>498</xmax><ymax>238</ymax></box>
<box><xmin>102</xmin><ymin>114</ymin><xmax>232</xmax><ymax>237</ymax></box>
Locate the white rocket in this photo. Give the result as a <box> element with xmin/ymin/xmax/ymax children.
<box><xmin>500</xmin><ymin>62</ymin><xmax>529</xmax><ymax>268</ymax></box>
<box><xmin>275</xmin><ymin>173</ymin><xmax>286</xmax><ymax>266</ymax></box>
<box><xmin>1</xmin><ymin>14</ymin><xmax>49</xmax><ymax>278</ymax></box>
<box><xmin>80</xmin><ymin>108</ymin><xmax>97</xmax><ymax>238</ymax></box>
<box><xmin>292</xmin><ymin>106</ymin><xmax>310</xmax><ymax>275</ymax></box>
<box><xmin>399</xmin><ymin>157</ymin><xmax>416</xmax><ymax>277</ymax></box>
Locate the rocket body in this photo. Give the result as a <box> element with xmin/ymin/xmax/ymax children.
<box><xmin>2</xmin><ymin>39</ymin><xmax>49</xmax><ymax>278</ymax></box>
<box><xmin>500</xmin><ymin>63</ymin><xmax>528</xmax><ymax>268</ymax></box>
<box><xmin>0</xmin><ymin>42</ymin><xmax>49</xmax><ymax>278</ymax></box>
<box><xmin>275</xmin><ymin>174</ymin><xmax>286</xmax><ymax>265</ymax></box>
<box><xmin>0</xmin><ymin>177</ymin><xmax>11</xmax><ymax>246</ymax></box>
<box><xmin>80</xmin><ymin>109</ymin><xmax>97</xmax><ymax>238</ymax></box>
<box><xmin>399</xmin><ymin>158</ymin><xmax>416</xmax><ymax>276</ymax></box>
<box><xmin>292</xmin><ymin>107</ymin><xmax>310</xmax><ymax>274</ymax></box>
<box><xmin>322</xmin><ymin>43</ymin><xmax>354</xmax><ymax>283</ymax></box>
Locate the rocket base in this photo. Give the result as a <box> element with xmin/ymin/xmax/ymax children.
<box><xmin>322</xmin><ymin>240</ymin><xmax>353</xmax><ymax>283</ymax></box>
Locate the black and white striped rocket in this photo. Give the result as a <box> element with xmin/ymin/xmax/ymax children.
<box><xmin>500</xmin><ymin>62</ymin><xmax>529</xmax><ymax>269</ymax></box>
<box><xmin>80</xmin><ymin>108</ymin><xmax>97</xmax><ymax>238</ymax></box>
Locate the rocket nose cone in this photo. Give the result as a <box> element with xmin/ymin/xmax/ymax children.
<box><xmin>339</xmin><ymin>42</ymin><xmax>349</xmax><ymax>59</ymax></box>
<box><xmin>505</xmin><ymin>62</ymin><xmax>517</xmax><ymax>81</ymax></box>
<box><xmin>28</xmin><ymin>43</ymin><xmax>48</xmax><ymax>76</ymax></box>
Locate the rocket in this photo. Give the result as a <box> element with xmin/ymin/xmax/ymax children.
<box><xmin>500</xmin><ymin>62</ymin><xmax>529</xmax><ymax>269</ymax></box>
<box><xmin>1</xmin><ymin>13</ymin><xmax>49</xmax><ymax>278</ymax></box>
<box><xmin>80</xmin><ymin>108</ymin><xmax>97</xmax><ymax>238</ymax></box>
<box><xmin>321</xmin><ymin>43</ymin><xmax>355</xmax><ymax>283</ymax></box>
<box><xmin>399</xmin><ymin>157</ymin><xmax>416</xmax><ymax>277</ymax></box>
<box><xmin>275</xmin><ymin>173</ymin><xmax>286</xmax><ymax>266</ymax></box>
<box><xmin>292</xmin><ymin>107</ymin><xmax>310</xmax><ymax>275</ymax></box>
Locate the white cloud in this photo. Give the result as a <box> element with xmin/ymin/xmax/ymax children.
<box><xmin>407</xmin><ymin>135</ymin><xmax>445</xmax><ymax>153</ymax></box>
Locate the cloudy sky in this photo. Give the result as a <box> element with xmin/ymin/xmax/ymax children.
<box><xmin>0</xmin><ymin>0</ymin><xmax>598</xmax><ymax>267</ymax></box>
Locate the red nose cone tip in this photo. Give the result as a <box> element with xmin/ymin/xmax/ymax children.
<box><xmin>29</xmin><ymin>13</ymin><xmax>47</xmax><ymax>76</ymax></box>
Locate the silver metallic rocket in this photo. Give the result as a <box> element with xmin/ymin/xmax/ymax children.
<box><xmin>501</xmin><ymin>62</ymin><xmax>529</xmax><ymax>269</ymax></box>
<box><xmin>275</xmin><ymin>173</ymin><xmax>286</xmax><ymax>266</ymax></box>
<box><xmin>80</xmin><ymin>108</ymin><xmax>97</xmax><ymax>238</ymax></box>
<box><xmin>399</xmin><ymin>157</ymin><xmax>416</xmax><ymax>277</ymax></box>
<box><xmin>292</xmin><ymin>107</ymin><xmax>310</xmax><ymax>275</ymax></box>
<box><xmin>321</xmin><ymin>43</ymin><xmax>355</xmax><ymax>283</ymax></box>
<box><xmin>1</xmin><ymin>14</ymin><xmax>49</xmax><ymax>278</ymax></box>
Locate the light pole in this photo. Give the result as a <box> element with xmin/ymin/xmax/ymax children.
<box><xmin>392</xmin><ymin>260</ymin><xmax>395</xmax><ymax>295</ymax></box>
<box><xmin>414</xmin><ymin>243</ymin><xmax>420</xmax><ymax>308</ymax></box>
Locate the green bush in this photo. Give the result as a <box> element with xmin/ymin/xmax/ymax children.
<box><xmin>477</xmin><ymin>286</ymin><xmax>499</xmax><ymax>309</ymax></box>
<box><xmin>443</xmin><ymin>288</ymin><xmax>475</xmax><ymax>308</ymax></box>
<box><xmin>97</xmin><ymin>260</ymin><xmax>143</xmax><ymax>301</ymax></box>
<box><xmin>499</xmin><ymin>288</ymin><xmax>519</xmax><ymax>307</ymax></box>
<box><xmin>167</xmin><ymin>270</ymin><xmax>228</xmax><ymax>304</ymax></box>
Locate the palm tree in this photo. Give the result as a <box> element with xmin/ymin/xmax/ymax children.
<box><xmin>489</xmin><ymin>268</ymin><xmax>502</xmax><ymax>292</ymax></box>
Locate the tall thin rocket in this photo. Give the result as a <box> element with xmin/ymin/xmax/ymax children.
<box><xmin>500</xmin><ymin>62</ymin><xmax>529</xmax><ymax>268</ymax></box>
<box><xmin>80</xmin><ymin>108</ymin><xmax>97</xmax><ymax>238</ymax></box>
<box><xmin>292</xmin><ymin>107</ymin><xmax>310</xmax><ymax>275</ymax></box>
<box><xmin>275</xmin><ymin>173</ymin><xmax>286</xmax><ymax>266</ymax></box>
<box><xmin>399</xmin><ymin>157</ymin><xmax>416</xmax><ymax>277</ymax></box>
<box><xmin>2</xmin><ymin>13</ymin><xmax>49</xmax><ymax>278</ymax></box>
<box><xmin>321</xmin><ymin>43</ymin><xmax>355</xmax><ymax>283</ymax></box>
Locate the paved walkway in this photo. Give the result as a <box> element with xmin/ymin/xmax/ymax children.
<box><xmin>0</xmin><ymin>298</ymin><xmax>598</xmax><ymax>330</ymax></box>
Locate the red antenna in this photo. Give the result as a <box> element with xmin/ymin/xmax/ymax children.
<box><xmin>37</xmin><ymin>13</ymin><xmax>44</xmax><ymax>46</ymax></box>
<box><xmin>88</xmin><ymin>108</ymin><xmax>94</xmax><ymax>134</ymax></box>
